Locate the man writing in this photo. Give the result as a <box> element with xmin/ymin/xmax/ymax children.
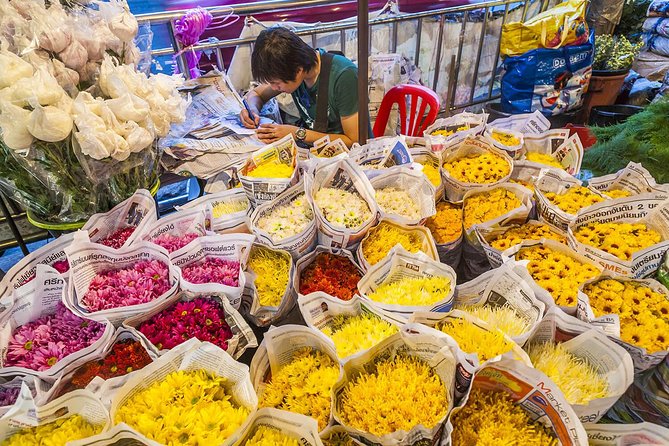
<box><xmin>240</xmin><ymin>27</ymin><xmax>361</xmax><ymax>146</ymax></box>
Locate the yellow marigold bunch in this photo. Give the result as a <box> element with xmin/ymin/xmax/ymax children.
<box><xmin>367</xmin><ymin>276</ymin><xmax>451</xmax><ymax>307</ymax></box>
<box><xmin>574</xmin><ymin>222</ymin><xmax>662</xmax><ymax>261</ymax></box>
<box><xmin>489</xmin><ymin>223</ymin><xmax>567</xmax><ymax>251</ymax></box>
<box><xmin>526</xmin><ymin>342</ymin><xmax>609</xmax><ymax>405</ymax></box>
<box><xmin>460</xmin><ymin>305</ymin><xmax>533</xmax><ymax>338</ymax></box>
<box><xmin>247</xmin><ymin>245</ymin><xmax>291</xmax><ymax>307</ymax></box>
<box><xmin>604</xmin><ymin>189</ymin><xmax>633</xmax><ymax>199</ymax></box>
<box><xmin>510</xmin><ymin>178</ymin><xmax>535</xmax><ymax>192</ymax></box>
<box><xmin>437</xmin><ymin>318</ymin><xmax>516</xmax><ymax>362</ymax></box>
<box><xmin>420</xmin><ymin>162</ymin><xmax>441</xmax><ymax>187</ymax></box>
<box><xmin>450</xmin><ymin>389</ymin><xmax>558</xmax><ymax>446</ymax></box>
<box><xmin>443</xmin><ymin>152</ymin><xmax>510</xmax><ymax>184</ymax></box>
<box><xmin>322</xmin><ymin>432</ymin><xmax>356</xmax><ymax>446</ymax></box>
<box><xmin>246</xmin><ymin>163</ymin><xmax>294</xmax><ymax>178</ymax></box>
<box><xmin>525</xmin><ymin>152</ymin><xmax>563</xmax><ymax>169</ymax></box>
<box><xmin>244</xmin><ymin>426</ymin><xmax>298</xmax><ymax>446</ymax></box>
<box><xmin>491</xmin><ymin>130</ymin><xmax>520</xmax><ymax>147</ymax></box>
<box><xmin>516</xmin><ymin>245</ymin><xmax>600</xmax><ymax>306</ymax></box>
<box><xmin>212</xmin><ymin>199</ymin><xmax>249</xmax><ymax>218</ymax></box>
<box><xmin>0</xmin><ymin>415</ymin><xmax>101</xmax><ymax>446</ymax></box>
<box><xmin>463</xmin><ymin>188</ymin><xmax>522</xmax><ymax>230</ymax></box>
<box><xmin>114</xmin><ymin>370</ymin><xmax>250</xmax><ymax>445</ymax></box>
<box><xmin>321</xmin><ymin>313</ymin><xmax>398</xmax><ymax>358</ymax></box>
<box><xmin>259</xmin><ymin>348</ymin><xmax>340</xmax><ymax>430</ymax></box>
<box><xmin>339</xmin><ymin>355</ymin><xmax>449</xmax><ymax>436</ymax></box>
<box><xmin>431</xmin><ymin>125</ymin><xmax>468</xmax><ymax>137</ymax></box>
<box><xmin>426</xmin><ymin>202</ymin><xmax>463</xmax><ymax>244</ymax></box>
<box><xmin>583</xmin><ymin>279</ymin><xmax>669</xmax><ymax>353</ymax></box>
<box><xmin>361</xmin><ymin>222</ymin><xmax>423</xmax><ymax>265</ymax></box>
<box><xmin>544</xmin><ymin>186</ymin><xmax>604</xmax><ymax>215</ymax></box>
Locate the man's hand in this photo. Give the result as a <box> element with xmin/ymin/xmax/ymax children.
<box><xmin>256</xmin><ymin>123</ymin><xmax>297</xmax><ymax>143</ymax></box>
<box><xmin>240</xmin><ymin>108</ymin><xmax>260</xmax><ymax>129</ymax></box>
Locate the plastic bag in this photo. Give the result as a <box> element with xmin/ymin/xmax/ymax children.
<box><xmin>500</xmin><ymin>0</ymin><xmax>589</xmax><ymax>57</ymax></box>
<box><xmin>585</xmin><ymin>422</ymin><xmax>669</xmax><ymax>445</ymax></box>
<box><xmin>649</xmin><ymin>0</ymin><xmax>669</xmax><ymax>17</ymax></box>
<box><xmin>501</xmin><ymin>32</ymin><xmax>594</xmax><ymax>116</ymax></box>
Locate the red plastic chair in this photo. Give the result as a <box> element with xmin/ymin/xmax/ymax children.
<box><xmin>372</xmin><ymin>84</ymin><xmax>440</xmax><ymax>138</ymax></box>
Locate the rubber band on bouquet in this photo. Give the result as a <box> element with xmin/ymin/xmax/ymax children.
<box><xmin>172</xmin><ymin>6</ymin><xmax>239</xmax><ymax>78</ymax></box>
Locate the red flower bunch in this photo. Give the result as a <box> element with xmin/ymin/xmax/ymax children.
<box><xmin>137</xmin><ymin>297</ymin><xmax>233</xmax><ymax>351</ymax></box>
<box><xmin>67</xmin><ymin>339</ymin><xmax>152</xmax><ymax>391</ymax></box>
<box><xmin>98</xmin><ymin>227</ymin><xmax>136</xmax><ymax>249</ymax></box>
<box><xmin>299</xmin><ymin>253</ymin><xmax>362</xmax><ymax>301</ymax></box>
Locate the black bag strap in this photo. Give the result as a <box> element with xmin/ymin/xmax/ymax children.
<box><xmin>314</xmin><ymin>52</ymin><xmax>335</xmax><ymax>133</ymax></box>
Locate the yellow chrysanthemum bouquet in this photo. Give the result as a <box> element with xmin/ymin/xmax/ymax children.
<box><xmin>235</xmin><ymin>408</ymin><xmax>321</xmax><ymax>446</ymax></box>
<box><xmin>462</xmin><ymin>184</ymin><xmax>532</xmax><ymax>234</ymax></box>
<box><xmin>484</xmin><ymin>126</ymin><xmax>524</xmax><ymax>159</ymax></box>
<box><xmin>245</xmin><ymin>244</ymin><xmax>294</xmax><ymax>327</ymax></box>
<box><xmin>424</xmin><ymin>112</ymin><xmax>486</xmax><ymax>153</ymax></box>
<box><xmin>179</xmin><ymin>188</ymin><xmax>250</xmax><ymax>233</ymax></box>
<box><xmin>410</xmin><ymin>148</ymin><xmax>444</xmax><ymax>198</ymax></box>
<box><xmin>358</xmin><ymin>220</ymin><xmax>438</xmax><ymax>271</ymax></box>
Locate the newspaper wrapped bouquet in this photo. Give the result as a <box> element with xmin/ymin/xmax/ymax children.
<box><xmin>0</xmin><ymin>0</ymin><xmax>188</xmax><ymax>224</ymax></box>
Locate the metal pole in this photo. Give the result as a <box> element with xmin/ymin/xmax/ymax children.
<box><xmin>358</xmin><ymin>0</ymin><xmax>369</xmax><ymax>142</ymax></box>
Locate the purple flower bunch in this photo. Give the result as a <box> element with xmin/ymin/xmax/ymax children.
<box><xmin>0</xmin><ymin>386</ymin><xmax>20</xmax><ymax>406</ymax></box>
<box><xmin>82</xmin><ymin>260</ymin><xmax>171</xmax><ymax>312</ymax></box>
<box><xmin>5</xmin><ymin>303</ymin><xmax>105</xmax><ymax>371</ymax></box>
<box><xmin>138</xmin><ymin>297</ymin><xmax>233</xmax><ymax>351</ymax></box>
<box><xmin>181</xmin><ymin>257</ymin><xmax>240</xmax><ymax>287</ymax></box>
<box><xmin>152</xmin><ymin>233</ymin><xmax>199</xmax><ymax>253</ymax></box>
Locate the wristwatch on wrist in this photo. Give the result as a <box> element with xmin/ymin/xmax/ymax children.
<box><xmin>295</xmin><ymin>127</ymin><xmax>307</xmax><ymax>142</ymax></box>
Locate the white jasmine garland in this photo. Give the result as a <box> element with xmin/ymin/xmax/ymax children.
<box><xmin>314</xmin><ymin>187</ymin><xmax>373</xmax><ymax>229</ymax></box>
<box><xmin>257</xmin><ymin>193</ymin><xmax>314</xmax><ymax>242</ymax></box>
<box><xmin>375</xmin><ymin>187</ymin><xmax>421</xmax><ymax>221</ymax></box>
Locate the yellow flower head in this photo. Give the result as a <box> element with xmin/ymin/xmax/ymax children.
<box><xmin>491</xmin><ymin>130</ymin><xmax>520</xmax><ymax>147</ymax></box>
<box><xmin>114</xmin><ymin>370</ymin><xmax>250</xmax><ymax>445</ymax></box>
<box><xmin>247</xmin><ymin>245</ymin><xmax>291</xmax><ymax>307</ymax></box>
<box><xmin>437</xmin><ymin>317</ymin><xmax>517</xmax><ymax>362</ymax></box>
<box><xmin>259</xmin><ymin>348</ymin><xmax>340</xmax><ymax>430</ymax></box>
<box><xmin>463</xmin><ymin>188</ymin><xmax>522</xmax><ymax>230</ymax></box>
<box><xmin>543</xmin><ymin>186</ymin><xmax>604</xmax><ymax>215</ymax></box>
<box><xmin>526</xmin><ymin>342</ymin><xmax>609</xmax><ymax>405</ymax></box>
<box><xmin>489</xmin><ymin>222</ymin><xmax>566</xmax><ymax>251</ymax></box>
<box><xmin>322</xmin><ymin>431</ymin><xmax>356</xmax><ymax>446</ymax></box>
<box><xmin>244</xmin><ymin>426</ymin><xmax>299</xmax><ymax>446</ymax></box>
<box><xmin>426</xmin><ymin>202</ymin><xmax>463</xmax><ymax>244</ymax></box>
<box><xmin>604</xmin><ymin>189</ymin><xmax>633</xmax><ymax>199</ymax></box>
<box><xmin>367</xmin><ymin>275</ymin><xmax>451</xmax><ymax>307</ymax></box>
<box><xmin>525</xmin><ymin>152</ymin><xmax>563</xmax><ymax>169</ymax></box>
<box><xmin>420</xmin><ymin>162</ymin><xmax>441</xmax><ymax>187</ymax></box>
<box><xmin>574</xmin><ymin>222</ymin><xmax>662</xmax><ymax>261</ymax></box>
<box><xmin>443</xmin><ymin>152</ymin><xmax>510</xmax><ymax>184</ymax></box>
<box><xmin>459</xmin><ymin>305</ymin><xmax>533</xmax><ymax>338</ymax></box>
<box><xmin>339</xmin><ymin>355</ymin><xmax>449</xmax><ymax>436</ymax></box>
<box><xmin>431</xmin><ymin>125</ymin><xmax>469</xmax><ymax>137</ymax></box>
<box><xmin>321</xmin><ymin>313</ymin><xmax>398</xmax><ymax>358</ymax></box>
<box><xmin>361</xmin><ymin>222</ymin><xmax>424</xmax><ymax>265</ymax></box>
<box><xmin>450</xmin><ymin>389</ymin><xmax>558</xmax><ymax>446</ymax></box>
<box><xmin>213</xmin><ymin>199</ymin><xmax>249</xmax><ymax>218</ymax></box>
<box><xmin>1</xmin><ymin>415</ymin><xmax>102</xmax><ymax>446</ymax></box>
<box><xmin>510</xmin><ymin>178</ymin><xmax>535</xmax><ymax>192</ymax></box>
<box><xmin>246</xmin><ymin>162</ymin><xmax>294</xmax><ymax>178</ymax></box>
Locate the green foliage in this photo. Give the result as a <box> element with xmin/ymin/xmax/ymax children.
<box><xmin>593</xmin><ymin>34</ymin><xmax>644</xmax><ymax>71</ymax></box>
<box><xmin>614</xmin><ymin>0</ymin><xmax>653</xmax><ymax>39</ymax></box>
<box><xmin>583</xmin><ymin>99</ymin><xmax>669</xmax><ymax>183</ymax></box>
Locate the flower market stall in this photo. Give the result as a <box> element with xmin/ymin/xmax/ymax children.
<box><xmin>2</xmin><ymin>0</ymin><xmax>669</xmax><ymax>445</ymax></box>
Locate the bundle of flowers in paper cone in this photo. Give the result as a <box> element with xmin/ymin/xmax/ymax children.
<box><xmin>321</xmin><ymin>313</ymin><xmax>398</xmax><ymax>358</ymax></box>
<box><xmin>322</xmin><ymin>432</ymin><xmax>356</xmax><ymax>446</ymax></box>
<box><xmin>247</xmin><ymin>246</ymin><xmax>290</xmax><ymax>307</ymax></box>
<box><xmin>181</xmin><ymin>257</ymin><xmax>240</xmax><ymax>286</ymax></box>
<box><xmin>152</xmin><ymin>232</ymin><xmax>200</xmax><ymax>253</ymax></box>
<box><xmin>489</xmin><ymin>222</ymin><xmax>566</xmax><ymax>252</ymax></box>
<box><xmin>583</xmin><ymin>279</ymin><xmax>669</xmax><ymax>353</ymax></box>
<box><xmin>338</xmin><ymin>355</ymin><xmax>449</xmax><ymax>436</ymax></box>
<box><xmin>82</xmin><ymin>260</ymin><xmax>171</xmax><ymax>311</ymax></box>
<box><xmin>138</xmin><ymin>297</ymin><xmax>233</xmax><ymax>351</ymax></box>
<box><xmin>510</xmin><ymin>178</ymin><xmax>535</xmax><ymax>192</ymax></box>
<box><xmin>366</xmin><ymin>276</ymin><xmax>451</xmax><ymax>307</ymax></box>
<box><xmin>361</xmin><ymin>222</ymin><xmax>423</xmax><ymax>266</ymax></box>
<box><xmin>431</xmin><ymin>126</ymin><xmax>468</xmax><ymax>137</ymax></box>
<box><xmin>450</xmin><ymin>389</ymin><xmax>557</xmax><ymax>445</ymax></box>
<box><xmin>299</xmin><ymin>253</ymin><xmax>361</xmax><ymax>301</ymax></box>
<box><xmin>51</xmin><ymin>259</ymin><xmax>70</xmax><ymax>274</ymax></box>
<box><xmin>459</xmin><ymin>306</ymin><xmax>533</xmax><ymax>339</ymax></box>
<box><xmin>525</xmin><ymin>152</ymin><xmax>563</xmax><ymax>169</ymax></box>
<box><xmin>443</xmin><ymin>152</ymin><xmax>510</xmax><ymax>184</ymax></box>
<box><xmin>603</xmin><ymin>189</ymin><xmax>632</xmax><ymax>199</ymax></box>
<box><xmin>0</xmin><ymin>387</ymin><xmax>20</xmax><ymax>407</ymax></box>
<box><xmin>244</xmin><ymin>426</ymin><xmax>299</xmax><ymax>446</ymax></box>
<box><xmin>1</xmin><ymin>415</ymin><xmax>102</xmax><ymax>446</ymax></box>
<box><xmin>314</xmin><ymin>188</ymin><xmax>372</xmax><ymax>230</ymax></box>
<box><xmin>516</xmin><ymin>245</ymin><xmax>599</xmax><ymax>306</ymax></box>
<box><xmin>544</xmin><ymin>186</ymin><xmax>604</xmax><ymax>215</ymax></box>
<box><xmin>4</xmin><ymin>302</ymin><xmax>105</xmax><ymax>371</ymax></box>
<box><xmin>526</xmin><ymin>342</ymin><xmax>609</xmax><ymax>405</ymax></box>
<box><xmin>114</xmin><ymin>369</ymin><xmax>249</xmax><ymax>445</ymax></box>
<box><xmin>426</xmin><ymin>202</ymin><xmax>462</xmax><ymax>244</ymax></box>
<box><xmin>374</xmin><ymin>187</ymin><xmax>421</xmax><ymax>221</ymax></box>
<box><xmin>259</xmin><ymin>348</ymin><xmax>339</xmax><ymax>430</ymax></box>
<box><xmin>212</xmin><ymin>198</ymin><xmax>249</xmax><ymax>218</ymax></box>
<box><xmin>464</xmin><ymin>188</ymin><xmax>522</xmax><ymax>229</ymax></box>
<box><xmin>420</xmin><ymin>162</ymin><xmax>441</xmax><ymax>187</ymax></box>
<box><xmin>437</xmin><ymin>317</ymin><xmax>517</xmax><ymax>363</ymax></box>
<box><xmin>256</xmin><ymin>193</ymin><xmax>313</xmax><ymax>242</ymax></box>
<box><xmin>64</xmin><ymin>339</ymin><xmax>152</xmax><ymax>392</ymax></box>
<box><xmin>246</xmin><ymin>163</ymin><xmax>294</xmax><ymax>178</ymax></box>
<box><xmin>573</xmin><ymin>222</ymin><xmax>662</xmax><ymax>261</ymax></box>
<box><xmin>97</xmin><ymin>227</ymin><xmax>136</xmax><ymax>249</ymax></box>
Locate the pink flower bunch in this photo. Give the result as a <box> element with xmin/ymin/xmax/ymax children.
<box><xmin>4</xmin><ymin>303</ymin><xmax>105</xmax><ymax>371</ymax></box>
<box><xmin>0</xmin><ymin>386</ymin><xmax>20</xmax><ymax>406</ymax></box>
<box><xmin>181</xmin><ymin>257</ymin><xmax>240</xmax><ymax>287</ymax></box>
<box><xmin>82</xmin><ymin>260</ymin><xmax>171</xmax><ymax>312</ymax></box>
<box><xmin>152</xmin><ymin>233</ymin><xmax>199</xmax><ymax>253</ymax></box>
<box><xmin>51</xmin><ymin>259</ymin><xmax>70</xmax><ymax>274</ymax></box>
<box><xmin>138</xmin><ymin>297</ymin><xmax>233</xmax><ymax>351</ymax></box>
<box><xmin>98</xmin><ymin>227</ymin><xmax>136</xmax><ymax>249</ymax></box>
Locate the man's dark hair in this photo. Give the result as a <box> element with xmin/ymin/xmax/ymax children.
<box><xmin>251</xmin><ymin>27</ymin><xmax>318</xmax><ymax>83</ymax></box>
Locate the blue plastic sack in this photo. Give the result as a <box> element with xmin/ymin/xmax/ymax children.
<box><xmin>501</xmin><ymin>33</ymin><xmax>594</xmax><ymax>116</ymax></box>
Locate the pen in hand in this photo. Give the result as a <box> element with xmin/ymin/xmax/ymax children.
<box><xmin>242</xmin><ymin>98</ymin><xmax>258</xmax><ymax>129</ymax></box>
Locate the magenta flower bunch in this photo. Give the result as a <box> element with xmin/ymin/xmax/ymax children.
<box><xmin>51</xmin><ymin>259</ymin><xmax>70</xmax><ymax>274</ymax></box>
<box><xmin>97</xmin><ymin>227</ymin><xmax>136</xmax><ymax>249</ymax></box>
<box><xmin>4</xmin><ymin>303</ymin><xmax>105</xmax><ymax>371</ymax></box>
<box><xmin>152</xmin><ymin>233</ymin><xmax>199</xmax><ymax>253</ymax></box>
<box><xmin>181</xmin><ymin>257</ymin><xmax>240</xmax><ymax>287</ymax></box>
<box><xmin>0</xmin><ymin>386</ymin><xmax>20</xmax><ymax>406</ymax></box>
<box><xmin>82</xmin><ymin>260</ymin><xmax>171</xmax><ymax>312</ymax></box>
<box><xmin>137</xmin><ymin>297</ymin><xmax>233</xmax><ymax>351</ymax></box>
